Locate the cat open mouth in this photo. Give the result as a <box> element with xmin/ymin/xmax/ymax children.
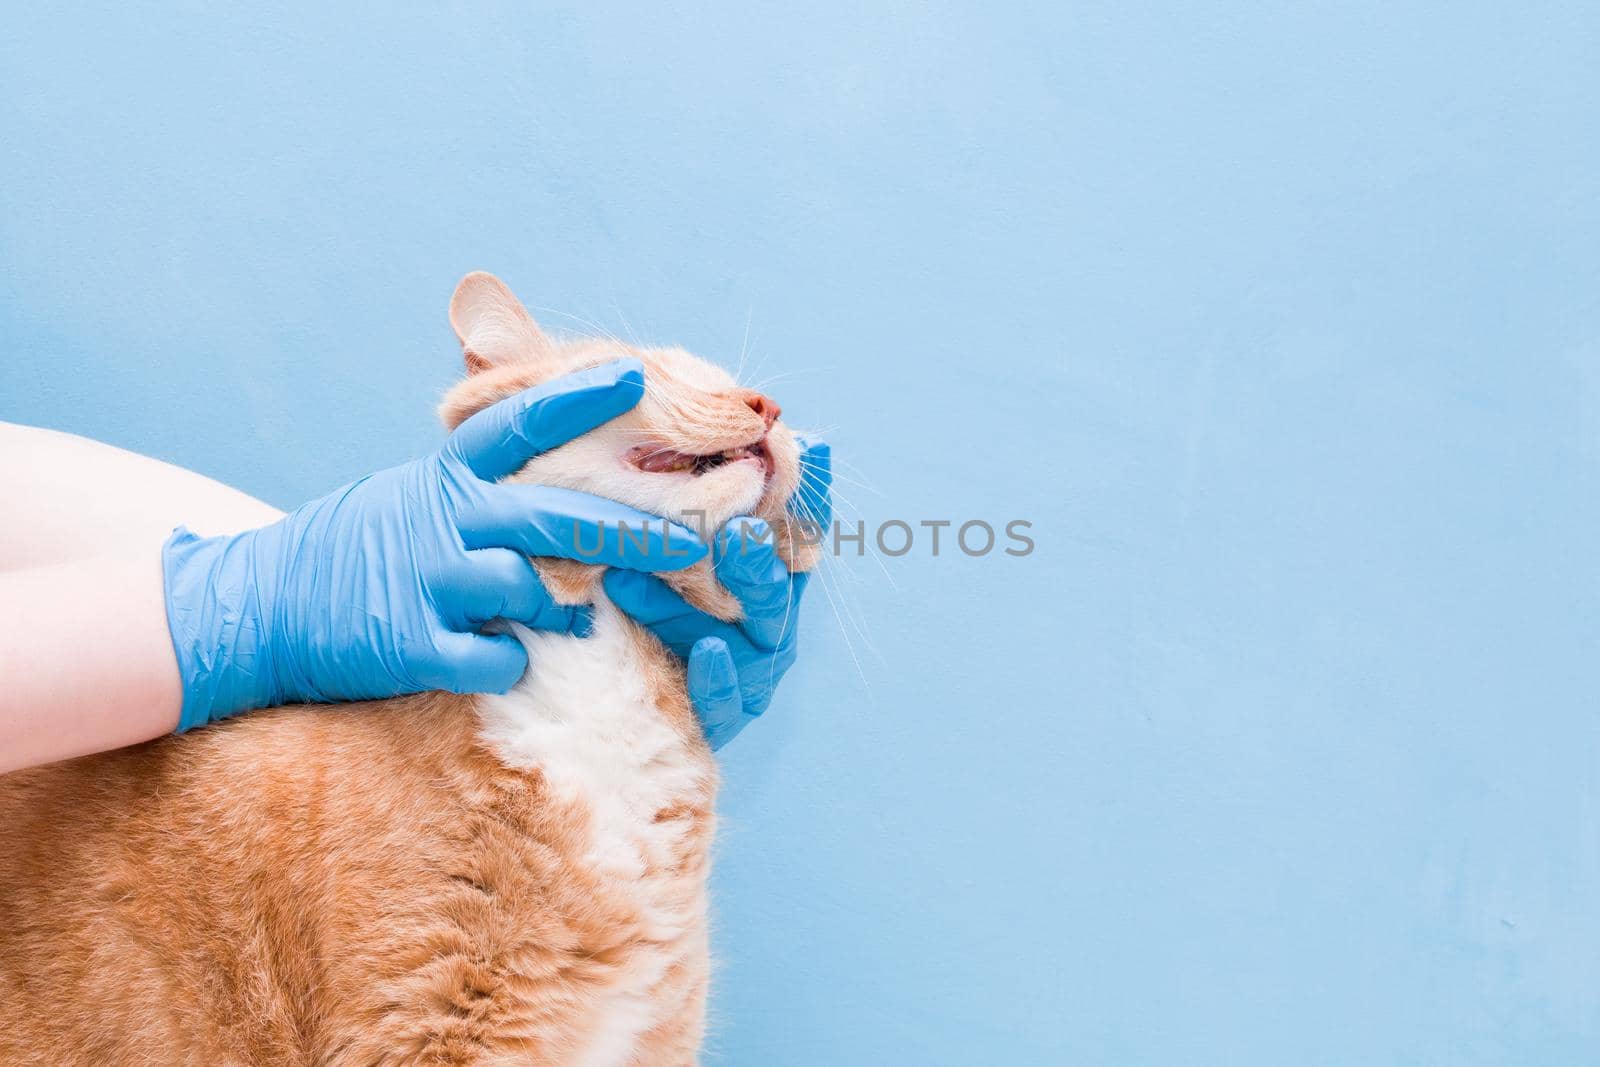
<box><xmin>627</xmin><ymin>439</ymin><xmax>774</xmax><ymax>480</ymax></box>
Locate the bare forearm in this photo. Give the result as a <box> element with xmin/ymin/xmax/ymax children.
<box><xmin>0</xmin><ymin>422</ymin><xmax>283</xmax><ymax>770</ymax></box>
<box><xmin>0</xmin><ymin>421</ymin><xmax>283</xmax><ymax>572</ymax></box>
<box><xmin>0</xmin><ymin>555</ymin><xmax>182</xmax><ymax>772</ymax></box>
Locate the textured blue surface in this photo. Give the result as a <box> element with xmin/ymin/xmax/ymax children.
<box><xmin>4</xmin><ymin>4</ymin><xmax>1599</xmax><ymax>1063</ymax></box>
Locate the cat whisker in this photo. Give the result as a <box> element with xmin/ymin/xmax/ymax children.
<box><xmin>814</xmin><ymin>468</ymin><xmax>882</xmax><ymax>498</ymax></box>
<box><xmin>787</xmin><ymin>495</ymin><xmax>876</xmax><ymax>681</ymax></box>
<box><xmin>806</xmin><ymin>480</ymin><xmax>899</xmax><ymax>594</ymax></box>
<box><xmin>527</xmin><ymin>305</ymin><xmax>633</xmax><ymax>354</ymax></box>
<box><xmin>609</xmin><ymin>299</ymin><xmax>646</xmax><ymax>349</ymax></box>
<box><xmin>797</xmin><ymin>455</ymin><xmax>882</xmax><ymax>499</ymax></box>
<box><xmin>734</xmin><ymin>307</ymin><xmax>754</xmax><ymax>384</ymax></box>
<box><xmin>791</xmin><ymin>517</ymin><xmax>872</xmax><ymax>689</ymax></box>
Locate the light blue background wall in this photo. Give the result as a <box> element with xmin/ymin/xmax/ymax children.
<box><xmin>3</xmin><ymin>3</ymin><xmax>1598</xmax><ymax>1063</ymax></box>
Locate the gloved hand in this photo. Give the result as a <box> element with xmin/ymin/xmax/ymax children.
<box><xmin>163</xmin><ymin>358</ymin><xmax>706</xmax><ymax>730</ymax></box>
<box><xmin>603</xmin><ymin>436</ymin><xmax>832</xmax><ymax>749</ymax></box>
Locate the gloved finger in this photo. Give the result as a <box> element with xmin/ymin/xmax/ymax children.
<box><xmin>713</xmin><ymin>518</ymin><xmax>798</xmax><ymax>649</ymax></box>
<box><xmin>446</xmin><ymin>548</ymin><xmax>595</xmax><ymax>634</ymax></box>
<box><xmin>457</xmin><ymin>483</ymin><xmax>706</xmax><ymax>570</ymax></box>
<box><xmin>413</xmin><ymin>630</ymin><xmax>529</xmax><ymax>695</ymax></box>
<box><xmin>602</xmin><ymin>569</ymin><xmax>752</xmax><ymax>659</ymax></box>
<box><xmin>705</xmin><ymin>714</ymin><xmax>751</xmax><ymax>752</ymax></box>
<box><xmin>600</xmin><ymin>568</ymin><xmax>693</xmax><ymax>626</ymax></box>
<box><xmin>687</xmin><ymin>636</ymin><xmax>745</xmax><ymax>749</ymax></box>
<box><xmin>736</xmin><ymin>638</ymin><xmax>799</xmax><ymax>719</ymax></box>
<box><xmin>444</xmin><ymin>358</ymin><xmax>646</xmax><ymax>481</ymax></box>
<box><xmin>792</xmin><ymin>434</ymin><xmax>833</xmax><ymax>530</ymax></box>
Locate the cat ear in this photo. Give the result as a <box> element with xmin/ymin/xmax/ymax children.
<box><xmin>448</xmin><ymin>272</ymin><xmax>550</xmax><ymax>374</ymax></box>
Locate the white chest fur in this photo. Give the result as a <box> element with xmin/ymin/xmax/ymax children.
<box><xmin>474</xmin><ymin>609</ymin><xmax>709</xmax><ymax>1066</ymax></box>
<box><xmin>475</xmin><ymin>607</ymin><xmax>705</xmax><ymax>880</ymax></box>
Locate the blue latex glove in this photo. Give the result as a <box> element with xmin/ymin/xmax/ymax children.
<box><xmin>163</xmin><ymin>358</ymin><xmax>706</xmax><ymax>730</ymax></box>
<box><xmin>603</xmin><ymin>437</ymin><xmax>832</xmax><ymax>749</ymax></box>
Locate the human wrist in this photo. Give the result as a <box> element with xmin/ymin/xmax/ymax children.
<box><xmin>160</xmin><ymin>524</ymin><xmax>285</xmax><ymax>730</ymax></box>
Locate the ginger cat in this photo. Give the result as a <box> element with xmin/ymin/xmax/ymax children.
<box><xmin>0</xmin><ymin>273</ymin><xmax>818</xmax><ymax>1065</ymax></box>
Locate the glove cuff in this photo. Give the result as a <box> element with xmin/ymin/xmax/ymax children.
<box><xmin>160</xmin><ymin>526</ymin><xmax>281</xmax><ymax>730</ymax></box>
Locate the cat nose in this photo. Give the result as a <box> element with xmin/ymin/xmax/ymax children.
<box><xmin>743</xmin><ymin>392</ymin><xmax>782</xmax><ymax>430</ymax></box>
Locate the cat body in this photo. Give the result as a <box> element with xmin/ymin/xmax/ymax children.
<box><xmin>0</xmin><ymin>604</ymin><xmax>713</xmax><ymax>1066</ymax></box>
<box><xmin>0</xmin><ymin>273</ymin><xmax>815</xmax><ymax>1065</ymax></box>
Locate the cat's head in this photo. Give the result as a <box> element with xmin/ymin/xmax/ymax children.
<box><xmin>439</xmin><ymin>272</ymin><xmax>818</xmax><ymax>620</ymax></box>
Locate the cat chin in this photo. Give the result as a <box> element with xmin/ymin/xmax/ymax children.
<box><xmin>659</xmin><ymin>469</ymin><xmax>768</xmax><ymax>530</ymax></box>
